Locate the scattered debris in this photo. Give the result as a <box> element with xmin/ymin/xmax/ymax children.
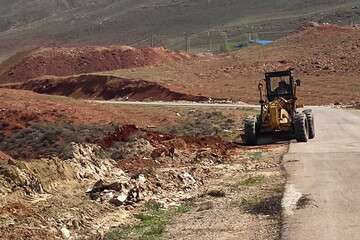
<box><xmin>87</xmin><ymin>179</ymin><xmax>146</xmax><ymax>206</ymax></box>
<box><xmin>207</xmin><ymin>189</ymin><xmax>226</xmax><ymax>198</ymax></box>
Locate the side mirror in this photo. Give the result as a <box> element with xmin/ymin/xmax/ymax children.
<box><xmin>296</xmin><ymin>79</ymin><xmax>301</xmax><ymax>86</ymax></box>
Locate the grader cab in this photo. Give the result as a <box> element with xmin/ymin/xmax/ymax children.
<box><xmin>244</xmin><ymin>70</ymin><xmax>315</xmax><ymax>145</ymax></box>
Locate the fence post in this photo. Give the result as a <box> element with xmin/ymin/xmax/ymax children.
<box><xmin>208</xmin><ymin>31</ymin><xmax>212</xmax><ymax>51</ymax></box>
<box><xmin>151</xmin><ymin>34</ymin><xmax>155</xmax><ymax>47</ymax></box>
<box><xmin>222</xmin><ymin>31</ymin><xmax>229</xmax><ymax>52</ymax></box>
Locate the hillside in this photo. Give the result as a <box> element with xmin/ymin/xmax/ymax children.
<box><xmin>1</xmin><ymin>24</ymin><xmax>360</xmax><ymax>105</ymax></box>
<box><xmin>0</xmin><ymin>46</ymin><xmax>191</xmax><ymax>83</ymax></box>
<box><xmin>0</xmin><ymin>0</ymin><xmax>360</xmax><ymax>59</ymax></box>
<box><xmin>95</xmin><ymin>24</ymin><xmax>360</xmax><ymax>105</ymax></box>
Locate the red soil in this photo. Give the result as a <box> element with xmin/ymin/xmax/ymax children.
<box><xmin>0</xmin><ymin>151</ymin><xmax>13</xmax><ymax>161</ymax></box>
<box><xmin>7</xmin><ymin>74</ymin><xmax>209</xmax><ymax>101</ymax></box>
<box><xmin>0</xmin><ymin>88</ymin><xmax>189</xmax><ymax>136</ymax></box>
<box><xmin>98</xmin><ymin>126</ymin><xmax>235</xmax><ymax>172</ymax></box>
<box><xmin>0</xmin><ymin>46</ymin><xmax>192</xmax><ymax>83</ymax></box>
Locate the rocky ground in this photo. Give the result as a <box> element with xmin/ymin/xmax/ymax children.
<box><xmin>3</xmin><ymin>23</ymin><xmax>355</xmax><ymax>240</ymax></box>
<box><xmin>167</xmin><ymin>147</ymin><xmax>285</xmax><ymax>240</ymax></box>
<box><xmin>0</xmin><ymin>87</ymin><xmax>287</xmax><ymax>239</ymax></box>
<box><xmin>0</xmin><ymin>129</ymin><xmax>285</xmax><ymax>240</ymax></box>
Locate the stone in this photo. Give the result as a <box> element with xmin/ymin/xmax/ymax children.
<box><xmin>110</xmin><ymin>193</ymin><xmax>128</xmax><ymax>206</ymax></box>
<box><xmin>61</xmin><ymin>226</ymin><xmax>71</xmax><ymax>239</ymax></box>
<box><xmin>207</xmin><ymin>189</ymin><xmax>226</xmax><ymax>198</ymax></box>
<box><xmin>179</xmin><ymin>172</ymin><xmax>196</xmax><ymax>185</ymax></box>
<box><xmin>72</xmin><ymin>220</ymin><xmax>80</xmax><ymax>230</ymax></box>
<box><xmin>196</xmin><ymin>201</ymin><xmax>214</xmax><ymax>212</ymax></box>
<box><xmin>138</xmin><ymin>174</ymin><xmax>146</xmax><ymax>184</ymax></box>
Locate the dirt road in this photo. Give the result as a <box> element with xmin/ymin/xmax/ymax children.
<box><xmin>94</xmin><ymin>100</ymin><xmax>258</xmax><ymax>108</ymax></box>
<box><xmin>282</xmin><ymin>107</ymin><xmax>360</xmax><ymax>240</ymax></box>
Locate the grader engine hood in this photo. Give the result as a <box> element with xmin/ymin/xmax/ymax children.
<box><xmin>264</xmin><ymin>99</ymin><xmax>291</xmax><ymax>131</ymax></box>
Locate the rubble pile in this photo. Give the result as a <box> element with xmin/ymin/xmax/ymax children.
<box><xmin>0</xmin><ymin>161</ymin><xmax>44</xmax><ymax>195</ymax></box>
<box><xmin>87</xmin><ymin>177</ymin><xmax>146</xmax><ymax>206</ymax></box>
<box><xmin>0</xmin><ymin>119</ymin><xmax>249</xmax><ymax>239</ymax></box>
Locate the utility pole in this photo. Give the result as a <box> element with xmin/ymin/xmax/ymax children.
<box><xmin>207</xmin><ymin>0</ymin><xmax>212</xmax><ymax>51</ymax></box>
<box><xmin>208</xmin><ymin>31</ymin><xmax>212</xmax><ymax>51</ymax></box>
<box><xmin>184</xmin><ymin>33</ymin><xmax>190</xmax><ymax>53</ymax></box>
<box><xmin>351</xmin><ymin>16</ymin><xmax>355</xmax><ymax>26</ymax></box>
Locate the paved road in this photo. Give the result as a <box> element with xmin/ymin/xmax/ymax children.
<box><xmin>282</xmin><ymin>107</ymin><xmax>360</xmax><ymax>240</ymax></box>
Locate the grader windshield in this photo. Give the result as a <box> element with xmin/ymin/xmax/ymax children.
<box><xmin>265</xmin><ymin>71</ymin><xmax>295</xmax><ymax>101</ymax></box>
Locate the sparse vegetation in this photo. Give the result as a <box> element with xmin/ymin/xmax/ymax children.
<box><xmin>241</xmin><ymin>195</ymin><xmax>282</xmax><ymax>216</ymax></box>
<box><xmin>238</xmin><ymin>175</ymin><xmax>267</xmax><ymax>187</ymax></box>
<box><xmin>0</xmin><ymin>122</ymin><xmax>116</xmax><ymax>159</ymax></box>
<box><xmin>248</xmin><ymin>152</ymin><xmax>264</xmax><ymax>160</ymax></box>
<box><xmin>161</xmin><ymin>111</ymin><xmax>240</xmax><ymax>140</ymax></box>
<box><xmin>104</xmin><ymin>201</ymin><xmax>191</xmax><ymax>240</ymax></box>
<box><xmin>0</xmin><ymin>0</ymin><xmax>359</xmax><ymax>57</ymax></box>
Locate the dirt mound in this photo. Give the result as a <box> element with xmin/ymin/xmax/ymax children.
<box><xmin>8</xmin><ymin>74</ymin><xmax>209</xmax><ymax>101</ymax></box>
<box><xmin>0</xmin><ymin>46</ymin><xmax>192</xmax><ymax>84</ymax></box>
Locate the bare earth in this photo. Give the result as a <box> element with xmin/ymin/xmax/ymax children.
<box><xmin>1</xmin><ymin>25</ymin><xmax>360</xmax><ymax>106</ymax></box>
<box><xmin>167</xmin><ymin>147</ymin><xmax>286</xmax><ymax>240</ymax></box>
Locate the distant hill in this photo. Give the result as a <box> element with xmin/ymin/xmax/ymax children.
<box><xmin>0</xmin><ymin>0</ymin><xmax>359</xmax><ymax>59</ymax></box>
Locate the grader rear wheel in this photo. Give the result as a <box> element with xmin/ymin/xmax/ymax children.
<box><xmin>303</xmin><ymin>110</ymin><xmax>315</xmax><ymax>139</ymax></box>
<box><xmin>294</xmin><ymin>113</ymin><xmax>309</xmax><ymax>142</ymax></box>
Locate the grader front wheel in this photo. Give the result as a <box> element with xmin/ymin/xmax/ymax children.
<box><xmin>244</xmin><ymin>117</ymin><xmax>258</xmax><ymax>145</ymax></box>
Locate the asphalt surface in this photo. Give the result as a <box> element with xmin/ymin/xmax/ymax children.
<box><xmin>282</xmin><ymin>107</ymin><xmax>360</xmax><ymax>240</ymax></box>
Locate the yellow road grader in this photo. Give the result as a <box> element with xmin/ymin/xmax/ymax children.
<box><xmin>244</xmin><ymin>70</ymin><xmax>315</xmax><ymax>145</ymax></box>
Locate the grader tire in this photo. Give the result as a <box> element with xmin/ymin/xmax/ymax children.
<box><xmin>244</xmin><ymin>117</ymin><xmax>257</xmax><ymax>145</ymax></box>
<box><xmin>304</xmin><ymin>111</ymin><xmax>315</xmax><ymax>139</ymax></box>
<box><xmin>294</xmin><ymin>113</ymin><xmax>308</xmax><ymax>142</ymax></box>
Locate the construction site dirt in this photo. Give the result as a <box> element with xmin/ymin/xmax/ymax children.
<box><xmin>0</xmin><ymin>22</ymin><xmax>359</xmax><ymax>240</ymax></box>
